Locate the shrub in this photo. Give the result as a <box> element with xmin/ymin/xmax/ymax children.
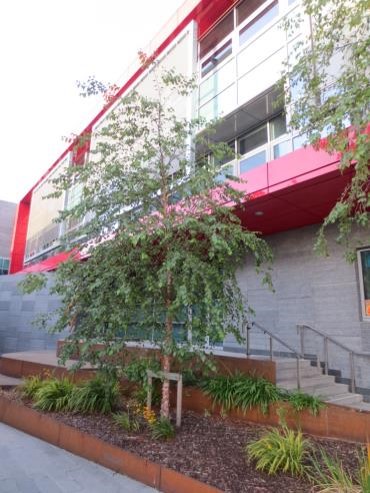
<box><xmin>33</xmin><ymin>378</ymin><xmax>75</xmax><ymax>412</ymax></box>
<box><xmin>150</xmin><ymin>417</ymin><xmax>175</xmax><ymax>440</ymax></box>
<box><xmin>201</xmin><ymin>373</ymin><xmax>283</xmax><ymax>414</ymax></box>
<box><xmin>246</xmin><ymin>424</ymin><xmax>310</xmax><ymax>476</ymax></box>
<box><xmin>123</xmin><ymin>358</ymin><xmax>161</xmax><ymax>406</ymax></box>
<box><xmin>123</xmin><ymin>358</ymin><xmax>160</xmax><ymax>385</ymax></box>
<box><xmin>113</xmin><ymin>412</ymin><xmax>141</xmax><ymax>432</ymax></box>
<box><xmin>20</xmin><ymin>375</ymin><xmax>45</xmax><ymax>399</ymax></box>
<box><xmin>310</xmin><ymin>448</ymin><xmax>370</xmax><ymax>492</ymax></box>
<box><xmin>286</xmin><ymin>391</ymin><xmax>325</xmax><ymax>416</ymax></box>
<box><xmin>69</xmin><ymin>375</ymin><xmax>120</xmax><ymax>414</ymax></box>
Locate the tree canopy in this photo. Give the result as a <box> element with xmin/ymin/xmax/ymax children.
<box><xmin>282</xmin><ymin>0</ymin><xmax>370</xmax><ymax>257</ymax></box>
<box><xmin>22</xmin><ymin>61</ymin><xmax>272</xmax><ymax>417</ymax></box>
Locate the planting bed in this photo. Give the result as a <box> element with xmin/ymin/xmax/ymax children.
<box><xmin>1</xmin><ymin>389</ymin><xmax>361</xmax><ymax>493</ymax></box>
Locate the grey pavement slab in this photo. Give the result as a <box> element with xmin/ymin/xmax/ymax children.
<box><xmin>0</xmin><ymin>423</ymin><xmax>157</xmax><ymax>493</ymax></box>
<box><xmin>0</xmin><ymin>374</ymin><xmax>22</xmax><ymax>388</ymax></box>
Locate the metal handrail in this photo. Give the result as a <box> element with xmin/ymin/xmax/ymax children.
<box><xmin>246</xmin><ymin>322</ymin><xmax>302</xmax><ymax>390</ymax></box>
<box><xmin>297</xmin><ymin>324</ymin><xmax>370</xmax><ymax>393</ymax></box>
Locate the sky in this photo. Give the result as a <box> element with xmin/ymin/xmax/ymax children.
<box><xmin>0</xmin><ymin>0</ymin><xmax>185</xmax><ymax>203</ymax></box>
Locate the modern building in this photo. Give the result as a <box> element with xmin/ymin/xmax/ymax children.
<box><xmin>5</xmin><ymin>0</ymin><xmax>370</xmax><ymax>390</ymax></box>
<box><xmin>0</xmin><ymin>200</ymin><xmax>16</xmax><ymax>275</ymax></box>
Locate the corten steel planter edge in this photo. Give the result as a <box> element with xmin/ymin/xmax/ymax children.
<box><xmin>0</xmin><ymin>395</ymin><xmax>222</xmax><ymax>493</ymax></box>
<box><xmin>179</xmin><ymin>386</ymin><xmax>370</xmax><ymax>443</ymax></box>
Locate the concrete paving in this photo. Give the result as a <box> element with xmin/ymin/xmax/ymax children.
<box><xmin>0</xmin><ymin>374</ymin><xmax>22</xmax><ymax>388</ymax></box>
<box><xmin>0</xmin><ymin>423</ymin><xmax>157</xmax><ymax>493</ymax></box>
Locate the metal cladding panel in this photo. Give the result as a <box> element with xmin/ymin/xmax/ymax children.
<box><xmin>26</xmin><ymin>156</ymin><xmax>69</xmax><ymax>241</ymax></box>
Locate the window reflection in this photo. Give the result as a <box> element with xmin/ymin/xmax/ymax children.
<box><xmin>240</xmin><ymin>150</ymin><xmax>267</xmax><ymax>173</ymax></box>
<box><xmin>239</xmin><ymin>124</ymin><xmax>268</xmax><ymax>155</ymax></box>
<box><xmin>201</xmin><ymin>40</ymin><xmax>232</xmax><ymax>78</ymax></box>
<box><xmin>239</xmin><ymin>1</ymin><xmax>279</xmax><ymax>46</ymax></box>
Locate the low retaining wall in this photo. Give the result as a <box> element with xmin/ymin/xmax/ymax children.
<box><xmin>0</xmin><ymin>355</ymin><xmax>95</xmax><ymax>383</ymax></box>
<box><xmin>180</xmin><ymin>387</ymin><xmax>370</xmax><ymax>443</ymax></box>
<box><xmin>56</xmin><ymin>340</ymin><xmax>277</xmax><ymax>383</ymax></box>
<box><xmin>0</xmin><ymin>396</ymin><xmax>221</xmax><ymax>493</ymax></box>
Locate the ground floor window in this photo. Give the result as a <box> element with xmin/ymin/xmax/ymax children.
<box><xmin>358</xmin><ymin>248</ymin><xmax>370</xmax><ymax>320</ymax></box>
<box><xmin>0</xmin><ymin>257</ymin><xmax>10</xmax><ymax>275</ymax></box>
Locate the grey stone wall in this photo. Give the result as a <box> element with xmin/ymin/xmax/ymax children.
<box><xmin>0</xmin><ymin>273</ymin><xmax>68</xmax><ymax>354</ymax></box>
<box><xmin>1</xmin><ymin>223</ymin><xmax>369</xmax><ymax>389</ymax></box>
<box><xmin>224</xmin><ymin>223</ymin><xmax>370</xmax><ymax>389</ymax></box>
<box><xmin>0</xmin><ymin>200</ymin><xmax>16</xmax><ymax>259</ymax></box>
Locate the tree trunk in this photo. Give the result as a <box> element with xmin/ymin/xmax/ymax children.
<box><xmin>160</xmin><ymin>273</ymin><xmax>173</xmax><ymax>419</ymax></box>
<box><xmin>160</xmin><ymin>348</ymin><xmax>171</xmax><ymax>418</ymax></box>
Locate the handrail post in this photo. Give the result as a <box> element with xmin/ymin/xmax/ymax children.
<box><xmin>324</xmin><ymin>337</ymin><xmax>329</xmax><ymax>375</ymax></box>
<box><xmin>246</xmin><ymin>324</ymin><xmax>250</xmax><ymax>357</ymax></box>
<box><xmin>299</xmin><ymin>325</ymin><xmax>305</xmax><ymax>357</ymax></box>
<box><xmin>269</xmin><ymin>336</ymin><xmax>273</xmax><ymax>360</ymax></box>
<box><xmin>349</xmin><ymin>352</ymin><xmax>356</xmax><ymax>393</ymax></box>
<box><xmin>296</xmin><ymin>357</ymin><xmax>301</xmax><ymax>390</ymax></box>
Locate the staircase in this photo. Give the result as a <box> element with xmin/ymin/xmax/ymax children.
<box><xmin>275</xmin><ymin>358</ymin><xmax>370</xmax><ymax>411</ymax></box>
<box><xmin>244</xmin><ymin>322</ymin><xmax>370</xmax><ymax>412</ymax></box>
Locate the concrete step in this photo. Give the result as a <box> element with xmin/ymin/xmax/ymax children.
<box><xmin>326</xmin><ymin>393</ymin><xmax>364</xmax><ymax>406</ymax></box>
<box><xmin>300</xmin><ymin>383</ymin><xmax>350</xmax><ymax>398</ymax></box>
<box><xmin>274</xmin><ymin>359</ymin><xmax>313</xmax><ymax>370</ymax></box>
<box><xmin>0</xmin><ymin>373</ymin><xmax>22</xmax><ymax>388</ymax></box>
<box><xmin>278</xmin><ymin>374</ymin><xmax>336</xmax><ymax>390</ymax></box>
<box><xmin>277</xmin><ymin>365</ymin><xmax>321</xmax><ymax>380</ymax></box>
<box><xmin>350</xmin><ymin>401</ymin><xmax>370</xmax><ymax>411</ymax></box>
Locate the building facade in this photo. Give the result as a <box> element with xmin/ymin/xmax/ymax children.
<box><xmin>0</xmin><ymin>200</ymin><xmax>16</xmax><ymax>275</ymax></box>
<box><xmin>5</xmin><ymin>0</ymin><xmax>370</xmax><ymax>386</ymax></box>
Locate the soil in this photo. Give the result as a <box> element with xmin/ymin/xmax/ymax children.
<box><xmin>1</xmin><ymin>390</ymin><xmax>362</xmax><ymax>493</ymax></box>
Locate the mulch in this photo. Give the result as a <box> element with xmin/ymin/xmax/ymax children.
<box><xmin>1</xmin><ymin>390</ymin><xmax>362</xmax><ymax>493</ymax></box>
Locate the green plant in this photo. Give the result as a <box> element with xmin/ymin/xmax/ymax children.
<box><xmin>113</xmin><ymin>412</ymin><xmax>141</xmax><ymax>432</ymax></box>
<box><xmin>310</xmin><ymin>448</ymin><xmax>370</xmax><ymax>493</ymax></box>
<box><xmin>123</xmin><ymin>359</ymin><xmax>161</xmax><ymax>406</ymax></box>
<box><xmin>123</xmin><ymin>358</ymin><xmax>160</xmax><ymax>385</ymax></box>
<box><xmin>181</xmin><ymin>368</ymin><xmax>198</xmax><ymax>387</ymax></box>
<box><xmin>287</xmin><ymin>391</ymin><xmax>325</xmax><ymax>416</ymax></box>
<box><xmin>20</xmin><ymin>375</ymin><xmax>45</xmax><ymax>399</ymax></box>
<box><xmin>310</xmin><ymin>449</ymin><xmax>359</xmax><ymax>492</ymax></box>
<box><xmin>68</xmin><ymin>375</ymin><xmax>119</xmax><ymax>414</ymax></box>
<box><xmin>150</xmin><ymin>417</ymin><xmax>175</xmax><ymax>440</ymax></box>
<box><xmin>201</xmin><ymin>373</ymin><xmax>283</xmax><ymax>414</ymax></box>
<box><xmin>246</xmin><ymin>424</ymin><xmax>310</xmax><ymax>476</ymax></box>
<box><xmin>33</xmin><ymin>378</ymin><xmax>75</xmax><ymax>412</ymax></box>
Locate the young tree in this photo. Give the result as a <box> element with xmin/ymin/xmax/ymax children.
<box><xmin>282</xmin><ymin>0</ymin><xmax>369</xmax><ymax>257</ymax></box>
<box><xmin>22</xmin><ymin>58</ymin><xmax>272</xmax><ymax>419</ymax></box>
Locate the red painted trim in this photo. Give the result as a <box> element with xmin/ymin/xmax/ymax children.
<box><xmin>9</xmin><ymin>195</ymin><xmax>31</xmax><ymax>274</ymax></box>
<box><xmin>20</xmin><ymin>0</ymin><xmax>234</xmax><ymax>201</ymax></box>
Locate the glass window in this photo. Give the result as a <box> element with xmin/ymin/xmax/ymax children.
<box><xmin>240</xmin><ymin>150</ymin><xmax>267</xmax><ymax>173</ymax></box>
<box><xmin>201</xmin><ymin>40</ymin><xmax>232</xmax><ymax>78</ymax></box>
<box><xmin>214</xmin><ymin>141</ymin><xmax>235</xmax><ymax>166</ymax></box>
<box><xmin>273</xmin><ymin>139</ymin><xmax>292</xmax><ymax>159</ymax></box>
<box><xmin>359</xmin><ymin>249</ymin><xmax>370</xmax><ymax>319</ymax></box>
<box><xmin>216</xmin><ymin>163</ymin><xmax>235</xmax><ymax>183</ymax></box>
<box><xmin>238</xmin><ymin>124</ymin><xmax>268</xmax><ymax>155</ymax></box>
<box><xmin>0</xmin><ymin>257</ymin><xmax>10</xmax><ymax>275</ymax></box>
<box><xmin>239</xmin><ymin>1</ymin><xmax>279</xmax><ymax>46</ymax></box>
<box><xmin>200</xmin><ymin>59</ymin><xmax>234</xmax><ymax>105</ymax></box>
<box><xmin>269</xmin><ymin>113</ymin><xmax>287</xmax><ymax>140</ymax></box>
<box><xmin>236</xmin><ymin>0</ymin><xmax>266</xmax><ymax>26</ymax></box>
<box><xmin>199</xmin><ymin>84</ymin><xmax>236</xmax><ymax>121</ymax></box>
<box><xmin>293</xmin><ymin>134</ymin><xmax>308</xmax><ymax>150</ymax></box>
<box><xmin>199</xmin><ymin>11</ymin><xmax>234</xmax><ymax>59</ymax></box>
